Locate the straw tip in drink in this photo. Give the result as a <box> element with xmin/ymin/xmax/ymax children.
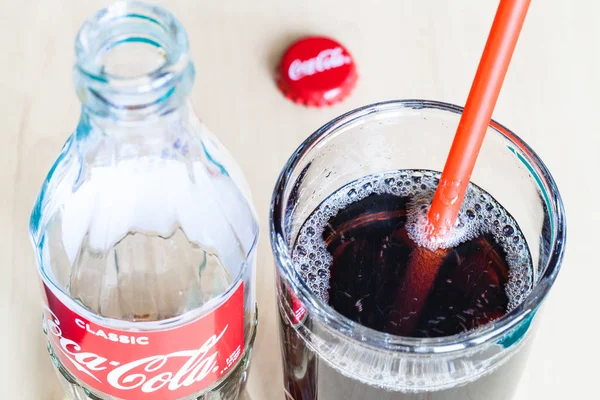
<box><xmin>407</xmin><ymin>198</ymin><xmax>448</xmax><ymax>252</ymax></box>
<box><xmin>406</xmin><ymin>186</ymin><xmax>478</xmax><ymax>252</ymax></box>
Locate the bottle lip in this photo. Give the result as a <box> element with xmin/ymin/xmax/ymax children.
<box><xmin>270</xmin><ymin>99</ymin><xmax>567</xmax><ymax>355</ymax></box>
<box><xmin>74</xmin><ymin>1</ymin><xmax>194</xmax><ymax>117</ymax></box>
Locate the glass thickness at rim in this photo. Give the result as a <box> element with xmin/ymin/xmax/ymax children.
<box><xmin>270</xmin><ymin>99</ymin><xmax>566</xmax><ymax>354</ymax></box>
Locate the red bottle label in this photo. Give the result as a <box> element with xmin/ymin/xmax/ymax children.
<box><xmin>290</xmin><ymin>292</ymin><xmax>307</xmax><ymax>325</ymax></box>
<box><xmin>42</xmin><ymin>281</ymin><xmax>245</xmax><ymax>400</ymax></box>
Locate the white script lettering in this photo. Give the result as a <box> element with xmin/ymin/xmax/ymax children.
<box><xmin>288</xmin><ymin>47</ymin><xmax>351</xmax><ymax>81</ymax></box>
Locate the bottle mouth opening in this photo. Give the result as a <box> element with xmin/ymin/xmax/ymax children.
<box><xmin>74</xmin><ymin>1</ymin><xmax>193</xmax><ymax>114</ymax></box>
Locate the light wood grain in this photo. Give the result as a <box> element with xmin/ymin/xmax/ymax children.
<box><xmin>0</xmin><ymin>1</ymin><xmax>598</xmax><ymax>399</ymax></box>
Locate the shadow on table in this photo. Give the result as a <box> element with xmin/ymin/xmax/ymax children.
<box><xmin>265</xmin><ymin>32</ymin><xmax>310</xmax><ymax>74</ymax></box>
<box><xmin>239</xmin><ymin>390</ymin><xmax>253</xmax><ymax>400</ymax></box>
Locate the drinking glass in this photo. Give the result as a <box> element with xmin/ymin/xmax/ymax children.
<box><xmin>270</xmin><ymin>99</ymin><xmax>566</xmax><ymax>400</ymax></box>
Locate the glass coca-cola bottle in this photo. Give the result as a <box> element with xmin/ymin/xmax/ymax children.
<box><xmin>29</xmin><ymin>2</ymin><xmax>258</xmax><ymax>399</ymax></box>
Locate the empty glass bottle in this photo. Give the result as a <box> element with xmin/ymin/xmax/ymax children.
<box><xmin>29</xmin><ymin>2</ymin><xmax>259</xmax><ymax>399</ymax></box>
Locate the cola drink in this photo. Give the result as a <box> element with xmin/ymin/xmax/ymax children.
<box><xmin>277</xmin><ymin>170</ymin><xmax>537</xmax><ymax>400</ymax></box>
<box><xmin>292</xmin><ymin>170</ymin><xmax>533</xmax><ymax>339</ymax></box>
<box><xmin>30</xmin><ymin>3</ymin><xmax>258</xmax><ymax>400</ymax></box>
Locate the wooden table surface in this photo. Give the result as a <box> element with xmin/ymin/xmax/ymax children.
<box><xmin>0</xmin><ymin>1</ymin><xmax>597</xmax><ymax>399</ymax></box>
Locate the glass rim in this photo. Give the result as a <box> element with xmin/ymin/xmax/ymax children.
<box><xmin>269</xmin><ymin>99</ymin><xmax>567</xmax><ymax>354</ymax></box>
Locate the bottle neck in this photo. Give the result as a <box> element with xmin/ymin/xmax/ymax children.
<box><xmin>77</xmin><ymin>100</ymin><xmax>195</xmax><ymax>141</ymax></box>
<box><xmin>73</xmin><ymin>2</ymin><xmax>194</xmax><ymax>121</ymax></box>
<box><xmin>74</xmin><ymin>98</ymin><xmax>202</xmax><ymax>168</ymax></box>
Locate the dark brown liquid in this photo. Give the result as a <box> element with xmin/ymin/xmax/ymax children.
<box><xmin>279</xmin><ymin>171</ymin><xmax>534</xmax><ymax>400</ymax></box>
<box><xmin>324</xmin><ymin>193</ymin><xmax>509</xmax><ymax>337</ymax></box>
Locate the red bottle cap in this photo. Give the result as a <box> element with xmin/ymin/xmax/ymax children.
<box><xmin>277</xmin><ymin>36</ymin><xmax>357</xmax><ymax>107</ymax></box>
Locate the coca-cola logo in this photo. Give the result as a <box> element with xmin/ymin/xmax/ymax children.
<box><xmin>41</xmin><ymin>282</ymin><xmax>245</xmax><ymax>400</ymax></box>
<box><xmin>288</xmin><ymin>47</ymin><xmax>352</xmax><ymax>81</ymax></box>
<box><xmin>45</xmin><ymin>306</ymin><xmax>226</xmax><ymax>393</ymax></box>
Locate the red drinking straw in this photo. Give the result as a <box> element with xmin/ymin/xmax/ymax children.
<box><xmin>388</xmin><ymin>0</ymin><xmax>531</xmax><ymax>336</ymax></box>
<box><xmin>427</xmin><ymin>0</ymin><xmax>531</xmax><ymax>239</ymax></box>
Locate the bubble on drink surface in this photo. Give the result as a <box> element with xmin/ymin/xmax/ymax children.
<box><xmin>295</xmin><ymin>245</ymin><xmax>306</xmax><ymax>257</ymax></box>
<box><xmin>291</xmin><ymin>169</ymin><xmax>534</xmax><ymax>312</ymax></box>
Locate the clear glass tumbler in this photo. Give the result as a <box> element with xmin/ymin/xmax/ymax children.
<box><xmin>270</xmin><ymin>100</ymin><xmax>566</xmax><ymax>400</ymax></box>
